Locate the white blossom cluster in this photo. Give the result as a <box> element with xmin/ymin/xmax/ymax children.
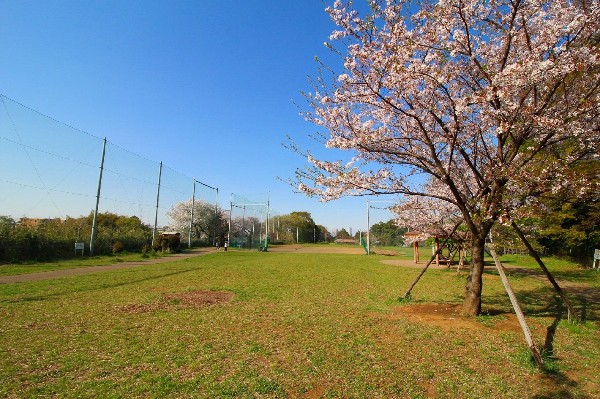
<box><xmin>298</xmin><ymin>0</ymin><xmax>599</xmax><ymax>237</ymax></box>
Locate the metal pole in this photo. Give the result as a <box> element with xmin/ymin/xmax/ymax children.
<box><xmin>241</xmin><ymin>205</ymin><xmax>246</xmax><ymax>234</ymax></box>
<box><xmin>189</xmin><ymin>180</ymin><xmax>196</xmax><ymax>249</ymax></box>
<box><xmin>266</xmin><ymin>200</ymin><xmax>270</xmax><ymax>247</ymax></box>
<box><xmin>366</xmin><ymin>200</ymin><xmax>370</xmax><ymax>255</ymax></box>
<box><xmin>227</xmin><ymin>201</ymin><xmax>232</xmax><ymax>246</ymax></box>
<box><xmin>89</xmin><ymin>137</ymin><xmax>107</xmax><ymax>256</ymax></box>
<box><xmin>296</xmin><ymin>226</ymin><xmax>299</xmax><ymax>244</ymax></box>
<box><xmin>152</xmin><ymin>161</ymin><xmax>163</xmax><ymax>246</ymax></box>
<box><xmin>214</xmin><ymin>188</ymin><xmax>218</xmax><ymax>246</ymax></box>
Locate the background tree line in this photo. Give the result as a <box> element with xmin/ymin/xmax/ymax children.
<box><xmin>0</xmin><ymin>212</ymin><xmax>151</xmax><ymax>262</ymax></box>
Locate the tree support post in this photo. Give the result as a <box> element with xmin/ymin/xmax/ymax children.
<box><xmin>489</xmin><ymin>245</ymin><xmax>544</xmax><ymax>367</ymax></box>
<box><xmin>511</xmin><ymin>222</ymin><xmax>575</xmax><ymax>322</ymax></box>
<box><xmin>402</xmin><ymin>220</ymin><xmax>463</xmax><ymax>299</ymax></box>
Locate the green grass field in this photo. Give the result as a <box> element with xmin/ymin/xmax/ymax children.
<box><xmin>0</xmin><ymin>251</ymin><xmax>178</xmax><ymax>277</ymax></box>
<box><xmin>1</xmin><ymin>251</ymin><xmax>598</xmax><ymax>398</ymax></box>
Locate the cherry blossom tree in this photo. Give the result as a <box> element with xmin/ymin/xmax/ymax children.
<box><xmin>297</xmin><ymin>0</ymin><xmax>600</xmax><ymax>315</ymax></box>
<box><xmin>393</xmin><ymin>179</ymin><xmax>464</xmax><ymax>242</ymax></box>
<box><xmin>168</xmin><ymin>199</ymin><xmax>227</xmax><ymax>245</ymax></box>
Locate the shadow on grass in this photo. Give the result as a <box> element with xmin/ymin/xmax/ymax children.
<box><xmin>481</xmin><ymin>277</ymin><xmax>597</xmax><ymax>398</ymax></box>
<box><xmin>481</xmin><ymin>263</ymin><xmax>599</xmax><ymax>323</ymax></box>
<box><xmin>531</xmin><ymin>389</ymin><xmax>591</xmax><ymax>399</ymax></box>
<box><xmin>0</xmin><ymin>266</ymin><xmax>200</xmax><ymax>304</ymax></box>
<box><xmin>485</xmin><ymin>284</ymin><xmax>598</xmax><ymax>323</ymax></box>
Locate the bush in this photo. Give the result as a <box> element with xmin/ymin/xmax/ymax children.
<box><xmin>141</xmin><ymin>243</ymin><xmax>152</xmax><ymax>255</ymax></box>
<box><xmin>152</xmin><ymin>233</ymin><xmax>181</xmax><ymax>253</ymax></box>
<box><xmin>112</xmin><ymin>241</ymin><xmax>125</xmax><ymax>255</ymax></box>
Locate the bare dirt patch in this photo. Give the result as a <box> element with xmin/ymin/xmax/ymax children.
<box><xmin>120</xmin><ymin>290</ymin><xmax>234</xmax><ymax>313</ymax></box>
<box><xmin>267</xmin><ymin>245</ymin><xmax>365</xmax><ymax>255</ymax></box>
<box><xmin>387</xmin><ymin>303</ymin><xmax>523</xmax><ymax>333</ymax></box>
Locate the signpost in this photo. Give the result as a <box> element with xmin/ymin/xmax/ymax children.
<box><xmin>75</xmin><ymin>242</ymin><xmax>85</xmax><ymax>256</ymax></box>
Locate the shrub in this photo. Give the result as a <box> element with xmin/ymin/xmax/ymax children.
<box><xmin>112</xmin><ymin>241</ymin><xmax>125</xmax><ymax>254</ymax></box>
<box><xmin>141</xmin><ymin>243</ymin><xmax>152</xmax><ymax>255</ymax></box>
<box><xmin>152</xmin><ymin>233</ymin><xmax>181</xmax><ymax>253</ymax></box>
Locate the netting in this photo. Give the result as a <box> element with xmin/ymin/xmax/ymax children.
<box><xmin>228</xmin><ymin>193</ymin><xmax>273</xmax><ymax>250</ymax></box>
<box><xmin>367</xmin><ymin>200</ymin><xmax>404</xmax><ymax>252</ymax></box>
<box><xmin>0</xmin><ymin>94</ymin><xmax>216</xmax><ymax>257</ymax></box>
<box><xmin>165</xmin><ymin>180</ymin><xmax>219</xmax><ymax>248</ymax></box>
<box><xmin>0</xmin><ymin>95</ymin><xmax>103</xmax><ymax>220</ymax></box>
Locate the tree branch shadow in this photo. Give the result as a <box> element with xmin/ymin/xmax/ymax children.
<box><xmin>480</xmin><ymin>276</ymin><xmax>596</xmax><ymax>399</ymax></box>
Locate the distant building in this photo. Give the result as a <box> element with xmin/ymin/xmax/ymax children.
<box><xmin>335</xmin><ymin>238</ymin><xmax>357</xmax><ymax>244</ymax></box>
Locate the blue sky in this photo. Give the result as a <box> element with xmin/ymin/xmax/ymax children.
<box><xmin>0</xmin><ymin>0</ymin><xmax>395</xmax><ymax>234</ymax></box>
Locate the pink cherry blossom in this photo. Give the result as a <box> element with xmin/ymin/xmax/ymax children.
<box><xmin>296</xmin><ymin>0</ymin><xmax>600</xmax><ymax>315</ymax></box>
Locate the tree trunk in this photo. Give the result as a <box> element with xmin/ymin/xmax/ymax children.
<box><xmin>463</xmin><ymin>235</ymin><xmax>486</xmax><ymax>315</ymax></box>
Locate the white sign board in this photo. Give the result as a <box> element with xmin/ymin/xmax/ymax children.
<box><xmin>75</xmin><ymin>242</ymin><xmax>85</xmax><ymax>255</ymax></box>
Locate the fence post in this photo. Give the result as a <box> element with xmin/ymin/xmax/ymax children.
<box><xmin>89</xmin><ymin>137</ymin><xmax>107</xmax><ymax>256</ymax></box>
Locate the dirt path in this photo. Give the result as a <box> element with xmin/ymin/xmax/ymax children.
<box><xmin>0</xmin><ymin>248</ymin><xmax>214</xmax><ymax>284</ymax></box>
<box><xmin>267</xmin><ymin>244</ymin><xmax>366</xmax><ymax>255</ymax></box>
<box><xmin>0</xmin><ymin>245</ymin><xmax>368</xmax><ymax>284</ymax></box>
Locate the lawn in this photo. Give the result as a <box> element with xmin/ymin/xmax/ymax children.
<box><xmin>0</xmin><ymin>250</ymin><xmax>598</xmax><ymax>398</ymax></box>
<box><xmin>0</xmin><ymin>252</ymin><xmax>167</xmax><ymax>277</ymax></box>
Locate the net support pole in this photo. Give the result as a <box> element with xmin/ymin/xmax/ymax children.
<box><xmin>89</xmin><ymin>137</ymin><xmax>107</xmax><ymax>256</ymax></box>
<box><xmin>213</xmin><ymin>188</ymin><xmax>218</xmax><ymax>246</ymax></box>
<box><xmin>189</xmin><ymin>180</ymin><xmax>196</xmax><ymax>249</ymax></box>
<box><xmin>152</xmin><ymin>161</ymin><xmax>163</xmax><ymax>246</ymax></box>
<box><xmin>266</xmin><ymin>200</ymin><xmax>270</xmax><ymax>249</ymax></box>
<box><xmin>227</xmin><ymin>201</ymin><xmax>232</xmax><ymax>245</ymax></box>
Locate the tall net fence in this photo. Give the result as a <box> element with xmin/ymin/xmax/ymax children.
<box><xmin>228</xmin><ymin>193</ymin><xmax>276</xmax><ymax>250</ymax></box>
<box><xmin>0</xmin><ymin>95</ymin><xmax>103</xmax><ymax>220</ymax></box>
<box><xmin>0</xmin><ymin>94</ymin><xmax>216</xmax><ymax>259</ymax></box>
<box><xmin>367</xmin><ymin>200</ymin><xmax>405</xmax><ymax>253</ymax></box>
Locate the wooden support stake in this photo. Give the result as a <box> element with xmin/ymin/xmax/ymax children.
<box><xmin>511</xmin><ymin>222</ymin><xmax>575</xmax><ymax>322</ymax></box>
<box><xmin>489</xmin><ymin>245</ymin><xmax>544</xmax><ymax>367</ymax></box>
<box><xmin>402</xmin><ymin>220</ymin><xmax>463</xmax><ymax>299</ymax></box>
